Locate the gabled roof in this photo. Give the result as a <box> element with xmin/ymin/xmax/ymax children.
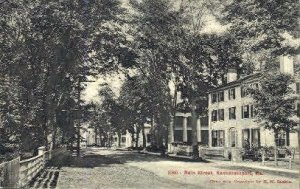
<box><xmin>208</xmin><ymin>72</ymin><xmax>262</xmax><ymax>93</ymax></box>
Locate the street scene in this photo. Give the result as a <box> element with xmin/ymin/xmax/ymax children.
<box><xmin>29</xmin><ymin>148</ymin><xmax>299</xmax><ymax>189</ymax></box>
<box><xmin>0</xmin><ymin>0</ymin><xmax>299</xmax><ymax>189</ymax></box>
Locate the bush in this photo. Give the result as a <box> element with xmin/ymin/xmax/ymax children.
<box><xmin>242</xmin><ymin>146</ymin><xmax>261</xmax><ymax>161</ymax></box>
<box><xmin>145</xmin><ymin>145</ymin><xmax>165</xmax><ymax>152</ymax></box>
<box><xmin>0</xmin><ymin>143</ymin><xmax>19</xmax><ymax>163</ymax></box>
<box><xmin>0</xmin><ymin>143</ymin><xmax>18</xmax><ymax>155</ymax></box>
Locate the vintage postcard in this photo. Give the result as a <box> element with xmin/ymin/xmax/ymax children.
<box><xmin>0</xmin><ymin>0</ymin><xmax>299</xmax><ymax>188</ymax></box>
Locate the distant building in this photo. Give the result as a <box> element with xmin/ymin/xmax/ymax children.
<box><xmin>80</xmin><ymin>122</ymin><xmax>101</xmax><ymax>147</ymax></box>
<box><xmin>112</xmin><ymin>123</ymin><xmax>152</xmax><ymax>148</ymax></box>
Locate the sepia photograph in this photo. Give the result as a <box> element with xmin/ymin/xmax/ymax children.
<box><xmin>0</xmin><ymin>0</ymin><xmax>299</xmax><ymax>188</ymax></box>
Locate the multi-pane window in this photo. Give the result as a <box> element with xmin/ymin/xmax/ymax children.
<box><xmin>211</xmin><ymin>109</ymin><xmax>225</xmax><ymax>121</ymax></box>
<box><xmin>212</xmin><ymin>130</ymin><xmax>224</xmax><ymax>147</ymax></box>
<box><xmin>228</xmin><ymin>88</ymin><xmax>236</xmax><ymax>100</ymax></box>
<box><xmin>250</xmin><ymin>105</ymin><xmax>257</xmax><ymax>117</ymax></box>
<box><xmin>218</xmin><ymin>109</ymin><xmax>224</xmax><ymax>121</ymax></box>
<box><xmin>275</xmin><ymin>130</ymin><xmax>290</xmax><ymax>147</ymax></box>
<box><xmin>211</xmin><ymin>110</ymin><xmax>218</xmax><ymax>122</ymax></box>
<box><xmin>174</xmin><ymin>130</ymin><xmax>183</xmax><ymax>142</ymax></box>
<box><xmin>242</xmin><ymin>129</ymin><xmax>261</xmax><ymax>148</ymax></box>
<box><xmin>211</xmin><ymin>93</ymin><xmax>217</xmax><ymax>103</ymax></box>
<box><xmin>242</xmin><ymin>105</ymin><xmax>250</xmax><ymax>118</ymax></box>
<box><xmin>211</xmin><ymin>91</ymin><xmax>225</xmax><ymax>103</ymax></box>
<box><xmin>229</xmin><ymin>107</ymin><xmax>236</xmax><ymax>120</ymax></box>
<box><xmin>241</xmin><ymin>86</ymin><xmax>248</xmax><ymax>97</ymax></box>
<box><xmin>218</xmin><ymin>91</ymin><xmax>224</xmax><ymax>102</ymax></box>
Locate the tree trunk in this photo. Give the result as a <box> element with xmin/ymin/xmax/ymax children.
<box><xmin>165</xmin><ymin>124</ymin><xmax>169</xmax><ymax>149</ymax></box>
<box><xmin>94</xmin><ymin>127</ymin><xmax>98</xmax><ymax>146</ymax></box>
<box><xmin>191</xmin><ymin>98</ymin><xmax>200</xmax><ymax>159</ymax></box>
<box><xmin>274</xmin><ymin>129</ymin><xmax>278</xmax><ymax>166</ymax></box>
<box><xmin>52</xmin><ymin>126</ymin><xmax>58</xmax><ymax>150</ymax></box>
<box><xmin>118</xmin><ymin>132</ymin><xmax>121</xmax><ymax>147</ymax></box>
<box><xmin>150</xmin><ymin>116</ymin><xmax>154</xmax><ymax>146</ymax></box>
<box><xmin>142</xmin><ymin>124</ymin><xmax>146</xmax><ymax>148</ymax></box>
<box><xmin>131</xmin><ymin>131</ymin><xmax>135</xmax><ymax>148</ymax></box>
<box><xmin>157</xmin><ymin>118</ymin><xmax>163</xmax><ymax>148</ymax></box>
<box><xmin>136</xmin><ymin>128</ymin><xmax>140</xmax><ymax>148</ymax></box>
<box><xmin>61</xmin><ymin>131</ymin><xmax>65</xmax><ymax>144</ymax></box>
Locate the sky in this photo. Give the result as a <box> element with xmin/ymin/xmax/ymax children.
<box><xmin>82</xmin><ymin>74</ymin><xmax>126</xmax><ymax>103</ymax></box>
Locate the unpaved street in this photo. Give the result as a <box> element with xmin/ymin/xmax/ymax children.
<box><xmin>41</xmin><ymin>148</ymin><xmax>299</xmax><ymax>189</ymax></box>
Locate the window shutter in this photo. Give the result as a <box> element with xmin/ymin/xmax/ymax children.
<box><xmin>286</xmin><ymin>131</ymin><xmax>290</xmax><ymax>146</ymax></box>
<box><xmin>233</xmin><ymin>88</ymin><xmax>235</xmax><ymax>99</ymax></box>
<box><xmin>241</xmin><ymin>87</ymin><xmax>244</xmax><ymax>97</ymax></box>
<box><xmin>233</xmin><ymin>107</ymin><xmax>236</xmax><ymax>119</ymax></box>
<box><xmin>258</xmin><ymin>130</ymin><xmax>260</xmax><ymax>147</ymax></box>
<box><xmin>241</xmin><ymin>106</ymin><xmax>244</xmax><ymax>118</ymax></box>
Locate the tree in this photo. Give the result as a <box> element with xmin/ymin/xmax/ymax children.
<box><xmin>248</xmin><ymin>71</ymin><xmax>297</xmax><ymax>165</ymax></box>
<box><xmin>0</xmin><ymin>0</ymin><xmax>135</xmax><ymax>153</ymax></box>
<box><xmin>223</xmin><ymin>0</ymin><xmax>299</xmax><ymax>56</ymax></box>
<box><xmin>117</xmin><ymin>75</ymin><xmax>172</xmax><ymax>149</ymax></box>
<box><xmin>173</xmin><ymin>1</ymin><xmax>242</xmax><ymax>157</ymax></box>
<box><xmin>128</xmin><ymin>0</ymin><xmax>185</xmax><ymax>149</ymax></box>
<box><xmin>128</xmin><ymin>0</ymin><xmax>242</xmax><ymax>157</ymax></box>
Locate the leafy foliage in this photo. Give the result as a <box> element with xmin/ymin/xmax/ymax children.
<box><xmin>247</xmin><ymin>72</ymin><xmax>297</xmax><ymax>132</ymax></box>
<box><xmin>0</xmin><ymin>0</ymin><xmax>133</xmax><ymax>152</ymax></box>
<box><xmin>223</xmin><ymin>0</ymin><xmax>299</xmax><ymax>55</ymax></box>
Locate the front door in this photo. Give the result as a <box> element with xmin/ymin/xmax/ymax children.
<box><xmin>229</xmin><ymin>128</ymin><xmax>237</xmax><ymax>147</ymax></box>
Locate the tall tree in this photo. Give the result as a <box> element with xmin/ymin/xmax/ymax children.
<box><xmin>248</xmin><ymin>71</ymin><xmax>297</xmax><ymax>165</ymax></box>
<box><xmin>129</xmin><ymin>0</ymin><xmax>183</xmax><ymax>148</ymax></box>
<box><xmin>174</xmin><ymin>0</ymin><xmax>242</xmax><ymax>158</ymax></box>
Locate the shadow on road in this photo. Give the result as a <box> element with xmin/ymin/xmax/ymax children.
<box><xmin>105</xmin><ymin>151</ymin><xmax>210</xmax><ymax>164</ymax></box>
<box><xmin>47</xmin><ymin>149</ymin><xmax>121</xmax><ymax>168</ymax></box>
<box><xmin>48</xmin><ymin>147</ymin><xmax>210</xmax><ymax>169</ymax></box>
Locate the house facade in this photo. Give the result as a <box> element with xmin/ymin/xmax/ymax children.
<box><xmin>112</xmin><ymin>123</ymin><xmax>152</xmax><ymax>148</ymax></box>
<box><xmin>167</xmin><ymin>90</ymin><xmax>209</xmax><ymax>154</ymax></box>
<box><xmin>169</xmin><ymin>112</ymin><xmax>209</xmax><ymax>145</ymax></box>
<box><xmin>207</xmin><ymin>56</ymin><xmax>299</xmax><ymax>157</ymax></box>
<box><xmin>80</xmin><ymin>122</ymin><xmax>101</xmax><ymax>147</ymax></box>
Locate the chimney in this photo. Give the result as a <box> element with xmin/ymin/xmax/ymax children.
<box><xmin>279</xmin><ymin>55</ymin><xmax>294</xmax><ymax>75</ymax></box>
<box><xmin>227</xmin><ymin>68</ymin><xmax>238</xmax><ymax>83</ymax></box>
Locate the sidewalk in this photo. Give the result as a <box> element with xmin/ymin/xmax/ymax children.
<box><xmin>134</xmin><ymin>150</ymin><xmax>299</xmax><ymax>178</ymax></box>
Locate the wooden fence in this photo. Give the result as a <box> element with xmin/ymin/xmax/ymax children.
<box><xmin>0</xmin><ymin>147</ymin><xmax>52</xmax><ymax>188</ymax></box>
<box><xmin>19</xmin><ymin>154</ymin><xmax>45</xmax><ymax>187</ymax></box>
<box><xmin>0</xmin><ymin>157</ymin><xmax>20</xmax><ymax>188</ymax></box>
